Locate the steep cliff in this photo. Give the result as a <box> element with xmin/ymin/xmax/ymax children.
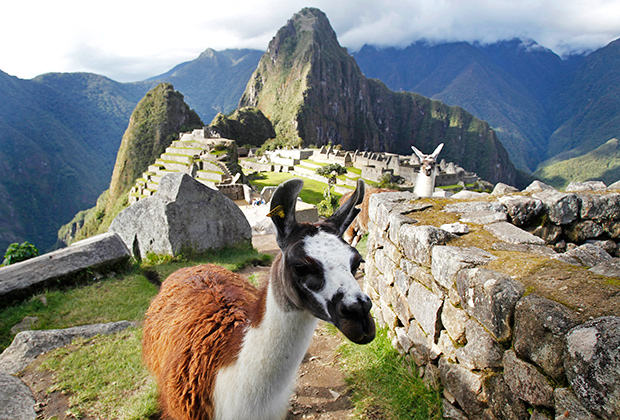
<box><xmin>107</xmin><ymin>83</ymin><xmax>203</xmax><ymax>212</ymax></box>
<box><xmin>239</xmin><ymin>8</ymin><xmax>517</xmax><ymax>185</ymax></box>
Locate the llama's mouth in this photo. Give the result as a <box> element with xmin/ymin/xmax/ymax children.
<box><xmin>336</xmin><ymin>312</ymin><xmax>376</xmax><ymax>344</ymax></box>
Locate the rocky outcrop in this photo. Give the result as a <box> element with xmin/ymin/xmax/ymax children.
<box><xmin>109</xmin><ymin>172</ymin><xmax>251</xmax><ymax>259</ymax></box>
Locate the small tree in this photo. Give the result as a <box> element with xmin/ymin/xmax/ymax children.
<box><xmin>2</xmin><ymin>241</ymin><xmax>39</xmax><ymax>266</ymax></box>
<box><xmin>316</xmin><ymin>163</ymin><xmax>347</xmax><ymax>217</ymax></box>
<box><xmin>316</xmin><ymin>163</ymin><xmax>347</xmax><ymax>201</ymax></box>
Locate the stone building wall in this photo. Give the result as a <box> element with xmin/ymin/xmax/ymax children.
<box><xmin>364</xmin><ymin>184</ymin><xmax>620</xmax><ymax>420</ymax></box>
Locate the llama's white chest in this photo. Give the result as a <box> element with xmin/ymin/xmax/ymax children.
<box><xmin>414</xmin><ymin>172</ymin><xmax>436</xmax><ymax>197</ymax></box>
<box><xmin>212</xmin><ymin>292</ymin><xmax>317</xmax><ymax>420</ymax></box>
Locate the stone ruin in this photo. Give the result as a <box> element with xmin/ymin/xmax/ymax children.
<box><xmin>129</xmin><ymin>127</ymin><xmax>248</xmax><ymax>204</ymax></box>
<box><xmin>241</xmin><ymin>145</ymin><xmax>481</xmax><ymax>194</ymax></box>
<box><xmin>364</xmin><ymin>179</ymin><xmax>620</xmax><ymax>420</ymax></box>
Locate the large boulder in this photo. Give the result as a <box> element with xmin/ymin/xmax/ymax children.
<box><xmin>110</xmin><ymin>173</ymin><xmax>252</xmax><ymax>258</ymax></box>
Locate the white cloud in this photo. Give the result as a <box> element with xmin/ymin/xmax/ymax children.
<box><xmin>0</xmin><ymin>0</ymin><xmax>619</xmax><ymax>82</ymax></box>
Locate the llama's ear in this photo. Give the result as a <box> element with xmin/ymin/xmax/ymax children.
<box><xmin>325</xmin><ymin>179</ymin><xmax>365</xmax><ymax>237</ymax></box>
<box><xmin>431</xmin><ymin>143</ymin><xmax>444</xmax><ymax>159</ymax></box>
<box><xmin>411</xmin><ymin>145</ymin><xmax>425</xmax><ymax>161</ymax></box>
<box><xmin>269</xmin><ymin>178</ymin><xmax>303</xmax><ymax>247</ymax></box>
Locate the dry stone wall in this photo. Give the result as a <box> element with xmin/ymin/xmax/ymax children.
<box><xmin>365</xmin><ymin>183</ymin><xmax>620</xmax><ymax>420</ymax></box>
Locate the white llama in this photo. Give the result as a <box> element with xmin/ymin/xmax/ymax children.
<box><xmin>412</xmin><ymin>143</ymin><xmax>444</xmax><ymax>197</ymax></box>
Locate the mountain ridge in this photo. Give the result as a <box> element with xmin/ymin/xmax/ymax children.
<box><xmin>240</xmin><ymin>7</ymin><xmax>517</xmax><ymax>185</ymax></box>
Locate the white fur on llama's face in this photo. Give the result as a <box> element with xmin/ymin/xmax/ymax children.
<box><xmin>302</xmin><ymin>230</ymin><xmax>365</xmax><ymax>315</ymax></box>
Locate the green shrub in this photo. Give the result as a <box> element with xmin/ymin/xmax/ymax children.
<box><xmin>317</xmin><ymin>194</ymin><xmax>340</xmax><ymax>218</ymax></box>
<box><xmin>2</xmin><ymin>241</ymin><xmax>39</xmax><ymax>266</ymax></box>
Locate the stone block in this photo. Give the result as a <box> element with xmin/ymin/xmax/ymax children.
<box><xmin>503</xmin><ymin>350</ymin><xmax>554</xmax><ymax>407</ymax></box>
<box><xmin>393</xmin><ymin>267</ymin><xmax>411</xmax><ymax>296</ymax></box>
<box><xmin>431</xmin><ymin>246</ymin><xmax>496</xmax><ymax>290</ymax></box>
<box><xmin>408</xmin><ymin>282</ymin><xmax>443</xmax><ymax>340</ymax></box>
<box><xmin>0</xmin><ymin>371</ymin><xmax>36</xmax><ymax>420</ymax></box>
<box><xmin>379</xmin><ymin>299</ymin><xmax>398</xmax><ymax>329</ymax></box>
<box><xmin>554</xmin><ymin>388</ymin><xmax>598</xmax><ymax>420</ymax></box>
<box><xmin>498</xmin><ymin>195</ymin><xmax>544</xmax><ymax>227</ymax></box>
<box><xmin>407</xmin><ymin>320</ymin><xmax>432</xmax><ymax>366</ymax></box>
<box><xmin>565</xmin><ymin>243</ymin><xmax>612</xmax><ymax>267</ymax></box>
<box><xmin>533</xmin><ymin>190</ymin><xmax>580</xmax><ymax>225</ymax></box>
<box><xmin>401</xmin><ymin>259</ymin><xmax>436</xmax><ymax>291</ymax></box>
<box><xmin>492</xmin><ymin>182</ymin><xmax>520</xmax><ymax>196</ymax></box>
<box><xmin>456</xmin><ymin>319</ymin><xmax>503</xmax><ymax>370</ymax></box>
<box><xmin>395</xmin><ymin>326</ymin><xmax>412</xmax><ymax>353</ymax></box>
<box><xmin>528</xmin><ymin>223</ymin><xmax>563</xmax><ymax>244</ymax></box>
<box><xmin>0</xmin><ymin>232</ymin><xmax>130</xmax><ymax>300</ymax></box>
<box><xmin>382</xmin><ymin>239</ymin><xmax>402</xmax><ymax>265</ymax></box>
<box><xmin>442</xmin><ymin>399</ymin><xmax>468</xmax><ymax>420</ymax></box>
<box><xmin>392</xmin><ymin>290</ymin><xmax>412</xmax><ymax>325</ymax></box>
<box><xmin>566</xmin><ymin>181</ymin><xmax>608</xmax><ymax>192</ymax></box>
<box><xmin>579</xmin><ymin>193</ymin><xmax>620</xmax><ymax>220</ymax></box>
<box><xmin>483</xmin><ymin>373</ymin><xmax>529</xmax><ymax>420</ymax></box>
<box><xmin>110</xmin><ymin>173</ymin><xmax>251</xmax><ymax>258</ymax></box>
<box><xmin>484</xmin><ymin>221</ymin><xmax>546</xmax><ymax>245</ymax></box>
<box><xmin>368</xmin><ymin>191</ymin><xmax>414</xmax><ymax>233</ymax></box>
<box><xmin>440</xmin><ymin>222</ymin><xmax>470</xmax><ymax>235</ymax></box>
<box><xmin>456</xmin><ymin>268</ymin><xmax>524</xmax><ymax>342</ymax></box>
<box><xmin>441</xmin><ymin>302</ymin><xmax>468</xmax><ymax>345</ymax></box>
<box><xmin>443</xmin><ymin>201</ymin><xmax>505</xmax><ymax>214</ymax></box>
<box><xmin>399</xmin><ymin>224</ymin><xmax>455</xmax><ymax>266</ymax></box>
<box><xmin>436</xmin><ymin>330</ymin><xmax>458</xmax><ymax>363</ymax></box>
<box><xmin>589</xmin><ymin>258</ymin><xmax>620</xmax><ymax>277</ymax></box>
<box><xmin>524</xmin><ymin>180</ymin><xmax>555</xmax><ymax>193</ymax></box>
<box><xmin>565</xmin><ymin>220</ymin><xmax>605</xmax><ymax>243</ymax></box>
<box><xmin>513</xmin><ymin>294</ymin><xmax>581</xmax><ymax>382</ymax></box>
<box><xmin>564</xmin><ymin>316</ymin><xmax>620</xmax><ymax>420</ymax></box>
<box><xmin>460</xmin><ymin>211</ymin><xmax>507</xmax><ymax>224</ymax></box>
<box><xmin>439</xmin><ymin>356</ymin><xmax>488</xmax><ymax>417</ymax></box>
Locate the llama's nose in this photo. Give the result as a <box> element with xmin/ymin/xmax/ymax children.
<box><xmin>338</xmin><ymin>294</ymin><xmax>372</xmax><ymax>319</ymax></box>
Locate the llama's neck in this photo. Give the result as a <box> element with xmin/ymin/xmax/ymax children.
<box><xmin>415</xmin><ymin>171</ymin><xmax>436</xmax><ymax>197</ymax></box>
<box><xmin>212</xmin><ymin>258</ymin><xmax>318</xmax><ymax>420</ymax></box>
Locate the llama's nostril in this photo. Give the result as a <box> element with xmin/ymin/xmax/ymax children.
<box><xmin>339</xmin><ymin>295</ymin><xmax>372</xmax><ymax>319</ymax></box>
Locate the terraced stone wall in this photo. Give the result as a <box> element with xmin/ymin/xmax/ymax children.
<box><xmin>365</xmin><ymin>188</ymin><xmax>620</xmax><ymax>420</ymax></box>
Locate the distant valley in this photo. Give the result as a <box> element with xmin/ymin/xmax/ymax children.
<box><xmin>1</xmin><ymin>8</ymin><xmax>619</xmax><ymax>252</ymax></box>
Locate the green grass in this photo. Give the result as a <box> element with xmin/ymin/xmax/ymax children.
<box><xmin>248</xmin><ymin>172</ymin><xmax>342</xmax><ymax>205</ymax></box>
<box><xmin>0</xmin><ymin>244</ymin><xmax>271</xmax><ymax>351</ymax></box>
<box><xmin>338</xmin><ymin>328</ymin><xmax>443</xmax><ymax>419</ymax></box>
<box><xmin>39</xmin><ymin>328</ymin><xmax>158</xmax><ymax>420</ymax></box>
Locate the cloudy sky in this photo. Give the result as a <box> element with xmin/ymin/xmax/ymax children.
<box><xmin>2</xmin><ymin>0</ymin><xmax>619</xmax><ymax>82</ymax></box>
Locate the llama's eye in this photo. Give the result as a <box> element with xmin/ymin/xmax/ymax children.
<box><xmin>292</xmin><ymin>263</ymin><xmax>312</xmax><ymax>277</ymax></box>
<box><xmin>304</xmin><ymin>275</ymin><xmax>325</xmax><ymax>291</ymax></box>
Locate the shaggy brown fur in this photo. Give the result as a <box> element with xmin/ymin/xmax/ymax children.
<box><xmin>142</xmin><ymin>264</ymin><xmax>267</xmax><ymax>420</ymax></box>
<box><xmin>339</xmin><ymin>187</ymin><xmax>396</xmax><ymax>245</ymax></box>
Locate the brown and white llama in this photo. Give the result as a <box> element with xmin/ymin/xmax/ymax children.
<box><xmin>339</xmin><ymin>186</ymin><xmax>396</xmax><ymax>247</ymax></box>
<box><xmin>411</xmin><ymin>143</ymin><xmax>444</xmax><ymax>198</ymax></box>
<box><xmin>142</xmin><ymin>178</ymin><xmax>375</xmax><ymax>420</ymax></box>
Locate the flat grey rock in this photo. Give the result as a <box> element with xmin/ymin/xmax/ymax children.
<box><xmin>0</xmin><ymin>321</ymin><xmax>135</xmax><ymax>375</ymax></box>
<box><xmin>484</xmin><ymin>221</ymin><xmax>546</xmax><ymax>245</ymax></box>
<box><xmin>0</xmin><ymin>371</ymin><xmax>36</xmax><ymax>420</ymax></box>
